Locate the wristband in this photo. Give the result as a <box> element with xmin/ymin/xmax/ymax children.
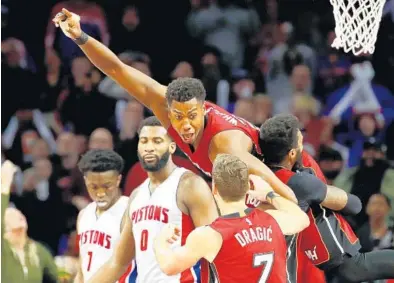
<box><xmin>266</xmin><ymin>191</ymin><xmax>279</xmax><ymax>202</ymax></box>
<box><xmin>74</xmin><ymin>32</ymin><xmax>89</xmax><ymax>45</ymax></box>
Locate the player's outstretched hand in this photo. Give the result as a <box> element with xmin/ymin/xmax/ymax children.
<box><xmin>247</xmin><ymin>174</ymin><xmax>274</xmax><ymax>202</ymax></box>
<box><xmin>52</xmin><ymin>8</ymin><xmax>82</xmax><ymax>40</ymax></box>
<box><xmin>1</xmin><ymin>160</ymin><xmax>18</xmax><ymax>195</ymax></box>
<box><xmin>158</xmin><ymin>224</ymin><xmax>181</xmax><ymax>244</ymax></box>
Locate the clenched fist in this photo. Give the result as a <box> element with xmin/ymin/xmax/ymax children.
<box><xmin>52</xmin><ymin>8</ymin><xmax>82</xmax><ymax>40</ymax></box>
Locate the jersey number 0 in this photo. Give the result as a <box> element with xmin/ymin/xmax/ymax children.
<box><xmin>253</xmin><ymin>252</ymin><xmax>274</xmax><ymax>283</ymax></box>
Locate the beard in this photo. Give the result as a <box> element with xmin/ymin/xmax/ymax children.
<box><xmin>292</xmin><ymin>148</ymin><xmax>303</xmax><ymax>170</ymax></box>
<box><xmin>138</xmin><ymin>150</ymin><xmax>171</xmax><ymax>172</ymax></box>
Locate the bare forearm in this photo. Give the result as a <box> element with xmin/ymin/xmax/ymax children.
<box><xmin>155</xmin><ymin>241</ymin><xmax>179</xmax><ymax>275</ymax></box>
<box><xmin>86</xmin><ymin>261</ymin><xmax>127</xmax><ymax>283</ymax></box>
<box><xmin>322</xmin><ymin>185</ymin><xmax>348</xmax><ymax>211</ymax></box>
<box><xmin>270</xmin><ymin>194</ymin><xmax>302</xmax><ymax>214</ymax></box>
<box><xmin>77</xmin><ymin>35</ymin><xmax>123</xmax><ymax>78</ymax></box>
<box><xmin>237</xmin><ymin>153</ymin><xmax>297</xmax><ymax>202</ymax></box>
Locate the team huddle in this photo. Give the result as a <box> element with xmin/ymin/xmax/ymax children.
<box><xmin>31</xmin><ymin>9</ymin><xmax>394</xmax><ymax>283</ymax></box>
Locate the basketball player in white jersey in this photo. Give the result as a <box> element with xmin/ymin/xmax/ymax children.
<box><xmin>74</xmin><ymin>149</ymin><xmax>136</xmax><ymax>283</ymax></box>
<box><xmin>86</xmin><ymin>116</ymin><xmax>218</xmax><ymax>283</ymax></box>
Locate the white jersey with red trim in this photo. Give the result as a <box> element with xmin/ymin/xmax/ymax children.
<box><xmin>78</xmin><ymin>196</ymin><xmax>136</xmax><ymax>283</ymax></box>
<box><xmin>129</xmin><ymin>167</ymin><xmax>199</xmax><ymax>283</ymax></box>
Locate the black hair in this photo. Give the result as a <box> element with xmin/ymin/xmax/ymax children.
<box><xmin>165</xmin><ymin>77</ymin><xmax>206</xmax><ymax>105</ymax></box>
<box><xmin>259</xmin><ymin>114</ymin><xmax>300</xmax><ymax>164</ymax></box>
<box><xmin>137</xmin><ymin>116</ymin><xmax>163</xmax><ymax>135</ymax></box>
<box><xmin>78</xmin><ymin>149</ymin><xmax>124</xmax><ymax>174</ymax></box>
<box><xmin>373</xmin><ymin>193</ymin><xmax>392</xmax><ymax>208</ymax></box>
<box><xmin>318</xmin><ymin>145</ymin><xmax>343</xmax><ymax>162</ymax></box>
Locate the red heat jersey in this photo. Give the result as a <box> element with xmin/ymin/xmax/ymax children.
<box><xmin>167</xmin><ymin>101</ymin><xmax>261</xmax><ymax>177</ymax></box>
<box><xmin>201</xmin><ymin>209</ymin><xmax>287</xmax><ymax>283</ymax></box>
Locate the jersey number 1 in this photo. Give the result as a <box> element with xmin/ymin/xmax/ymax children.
<box><xmin>253</xmin><ymin>253</ymin><xmax>274</xmax><ymax>283</ymax></box>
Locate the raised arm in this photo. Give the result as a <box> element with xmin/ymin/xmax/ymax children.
<box><xmin>179</xmin><ymin>172</ymin><xmax>219</xmax><ymax>227</ymax></box>
<box><xmin>248</xmin><ymin>175</ymin><xmax>309</xmax><ymax>235</ymax></box>
<box><xmin>154</xmin><ymin>225</ymin><xmax>222</xmax><ymax>276</ymax></box>
<box><xmin>52</xmin><ymin>9</ymin><xmax>170</xmax><ymax>127</ymax></box>
<box><xmin>86</xmin><ymin>197</ymin><xmax>136</xmax><ymax>283</ymax></box>
<box><xmin>209</xmin><ymin>130</ymin><xmax>297</xmax><ymax>203</ymax></box>
<box><xmin>1</xmin><ymin>161</ymin><xmax>17</xmax><ymax>241</ymax></box>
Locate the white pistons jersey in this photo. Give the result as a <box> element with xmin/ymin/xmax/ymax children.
<box><xmin>78</xmin><ymin>196</ymin><xmax>135</xmax><ymax>282</ymax></box>
<box><xmin>129</xmin><ymin>167</ymin><xmax>200</xmax><ymax>283</ymax></box>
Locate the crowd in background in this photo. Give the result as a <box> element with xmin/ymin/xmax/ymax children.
<box><xmin>2</xmin><ymin>0</ymin><xmax>394</xmax><ymax>281</ymax></box>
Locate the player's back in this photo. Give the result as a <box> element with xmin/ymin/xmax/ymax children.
<box><xmin>78</xmin><ymin>196</ymin><xmax>134</xmax><ymax>282</ymax></box>
<box><xmin>167</xmin><ymin>101</ymin><xmax>261</xmax><ymax>177</ymax></box>
<box><xmin>206</xmin><ymin>209</ymin><xmax>287</xmax><ymax>283</ymax></box>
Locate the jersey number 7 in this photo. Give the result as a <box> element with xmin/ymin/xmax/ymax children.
<box><xmin>253</xmin><ymin>252</ymin><xmax>274</xmax><ymax>283</ymax></box>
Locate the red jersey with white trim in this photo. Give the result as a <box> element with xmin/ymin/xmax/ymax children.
<box><xmin>275</xmin><ymin>168</ymin><xmax>360</xmax><ymax>272</ymax></box>
<box><xmin>167</xmin><ymin>101</ymin><xmax>261</xmax><ymax>177</ymax></box>
<box><xmin>201</xmin><ymin>209</ymin><xmax>287</xmax><ymax>283</ymax></box>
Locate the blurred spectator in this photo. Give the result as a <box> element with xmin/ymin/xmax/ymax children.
<box><xmin>12</xmin><ymin>158</ymin><xmax>66</xmax><ymax>254</ymax></box>
<box><xmin>58</xmin><ymin>56</ymin><xmax>116</xmax><ymax>136</ymax></box>
<box><xmin>334</xmin><ymin>139</ymin><xmax>394</xmax><ymax>226</ymax></box>
<box><xmin>45</xmin><ymin>0</ymin><xmax>109</xmax><ymax>69</ymax></box>
<box><xmin>317</xmin><ymin>146</ymin><xmax>344</xmax><ymax>185</ymax></box>
<box><xmin>88</xmin><ymin>128</ymin><xmax>114</xmax><ymax>150</ymax></box>
<box><xmin>110</xmin><ymin>5</ymin><xmax>145</xmax><ymax>54</ymax></box>
<box><xmin>292</xmin><ymin>94</ymin><xmax>324</xmax><ymax>156</ymax></box>
<box><xmin>233</xmin><ymin>98</ymin><xmax>255</xmax><ymax>124</ymax></box>
<box><xmin>2</xmin><ymin>161</ymin><xmax>58</xmax><ymax>283</ymax></box>
<box><xmin>265</xmin><ymin>22</ymin><xmax>317</xmax><ymax>114</ymax></box>
<box><xmin>324</xmin><ymin>60</ymin><xmax>394</xmax><ymax>127</ymax></box>
<box><xmin>187</xmin><ymin>0</ymin><xmax>260</xmax><ymax>69</ymax></box>
<box><xmin>253</xmin><ymin>94</ymin><xmax>272</xmax><ymax>127</ymax></box>
<box><xmin>99</xmin><ymin>51</ymin><xmax>151</xmax><ymax>101</ymax></box>
<box><xmin>315</xmin><ymin>31</ymin><xmax>351</xmax><ymax>102</ymax></box>
<box><xmin>116</xmin><ymin>101</ymin><xmax>145</xmax><ymax>184</ymax></box>
<box><xmin>199</xmin><ymin>46</ymin><xmax>230</xmax><ymax>105</ymax></box>
<box><xmin>357</xmin><ymin>194</ymin><xmax>394</xmax><ymax>253</ymax></box>
<box><xmin>2</xmin><ymin>116</ymin><xmax>57</xmax><ymax>169</ymax></box>
<box><xmin>2</xmin><ymin>38</ymin><xmax>41</xmax><ymax>131</ymax></box>
<box><xmin>171</xmin><ymin>61</ymin><xmax>194</xmax><ymax>79</ymax></box>
<box><xmin>347</xmin><ymin>113</ymin><xmax>386</xmax><ymax>167</ymax></box>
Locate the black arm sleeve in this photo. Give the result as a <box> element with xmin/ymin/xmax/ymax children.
<box><xmin>341</xmin><ymin>193</ymin><xmax>362</xmax><ymax>215</ymax></box>
<box><xmin>287</xmin><ymin>172</ymin><xmax>328</xmax><ymax>207</ymax></box>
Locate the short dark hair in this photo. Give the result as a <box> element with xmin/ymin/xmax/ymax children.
<box><xmin>260</xmin><ymin>114</ymin><xmax>300</xmax><ymax>164</ymax></box>
<box><xmin>137</xmin><ymin>116</ymin><xmax>164</xmax><ymax>135</ymax></box>
<box><xmin>166</xmin><ymin>78</ymin><xmax>206</xmax><ymax>104</ymax></box>
<box><xmin>78</xmin><ymin>149</ymin><xmax>124</xmax><ymax>174</ymax></box>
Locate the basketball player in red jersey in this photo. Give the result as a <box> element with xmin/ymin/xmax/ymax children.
<box><xmin>154</xmin><ymin>154</ymin><xmax>310</xmax><ymax>283</ymax></box>
<box><xmin>258</xmin><ymin>114</ymin><xmax>394</xmax><ymax>283</ymax></box>
<box><xmin>52</xmin><ymin>9</ymin><xmax>298</xmax><ymax>204</ymax></box>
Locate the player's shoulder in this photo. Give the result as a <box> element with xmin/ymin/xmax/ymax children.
<box><xmin>179</xmin><ymin>170</ymin><xmax>209</xmax><ymax>191</ymax></box>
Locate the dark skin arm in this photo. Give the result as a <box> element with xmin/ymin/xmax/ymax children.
<box><xmin>53</xmin><ymin>9</ymin><xmax>170</xmax><ymax>127</ymax></box>
<box><xmin>208</xmin><ymin>130</ymin><xmax>297</xmax><ymax>203</ymax></box>
<box><xmin>178</xmin><ymin>172</ymin><xmax>219</xmax><ymax>227</ymax></box>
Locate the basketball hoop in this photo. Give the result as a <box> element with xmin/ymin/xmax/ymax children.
<box><xmin>330</xmin><ymin>0</ymin><xmax>387</xmax><ymax>55</ymax></box>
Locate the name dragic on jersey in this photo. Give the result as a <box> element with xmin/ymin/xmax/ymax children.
<box><xmin>129</xmin><ymin>167</ymin><xmax>199</xmax><ymax>283</ymax></box>
<box><xmin>78</xmin><ymin>196</ymin><xmax>135</xmax><ymax>282</ymax></box>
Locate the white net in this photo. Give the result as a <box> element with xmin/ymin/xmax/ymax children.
<box><xmin>330</xmin><ymin>0</ymin><xmax>387</xmax><ymax>55</ymax></box>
